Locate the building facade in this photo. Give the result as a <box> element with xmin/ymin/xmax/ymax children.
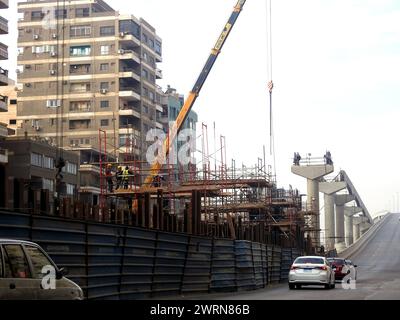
<box><xmin>16</xmin><ymin>0</ymin><xmax>163</xmax><ymax>163</ymax></box>
<box><xmin>0</xmin><ymin>80</ymin><xmax>21</xmax><ymax>134</ymax></box>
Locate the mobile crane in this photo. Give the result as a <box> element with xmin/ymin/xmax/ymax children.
<box><xmin>143</xmin><ymin>0</ymin><xmax>247</xmax><ymax>187</ymax></box>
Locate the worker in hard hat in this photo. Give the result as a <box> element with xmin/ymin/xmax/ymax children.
<box><xmin>122</xmin><ymin>166</ymin><xmax>132</xmax><ymax>190</ymax></box>
<box><xmin>106</xmin><ymin>164</ymin><xmax>113</xmax><ymax>193</ymax></box>
<box><xmin>115</xmin><ymin>166</ymin><xmax>123</xmax><ymax>190</ymax></box>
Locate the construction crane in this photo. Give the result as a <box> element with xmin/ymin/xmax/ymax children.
<box><xmin>143</xmin><ymin>0</ymin><xmax>247</xmax><ymax>187</ymax></box>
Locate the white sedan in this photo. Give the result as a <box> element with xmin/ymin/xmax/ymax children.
<box><xmin>288</xmin><ymin>256</ymin><xmax>336</xmax><ymax>290</ymax></box>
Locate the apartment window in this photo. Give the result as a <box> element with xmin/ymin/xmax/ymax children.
<box><xmin>55</xmin><ymin>9</ymin><xmax>67</xmax><ymax>19</ymax></box>
<box><xmin>100</xmin><ymin>100</ymin><xmax>109</xmax><ymax>108</ymax></box>
<box><xmin>100</xmin><ymin>119</ymin><xmax>109</xmax><ymax>127</ymax></box>
<box><xmin>43</xmin><ymin>179</ymin><xmax>54</xmax><ymax>192</ymax></box>
<box><xmin>100</xmin><ymin>45</ymin><xmax>110</xmax><ymax>55</ymax></box>
<box><xmin>70</xmin><ymin>83</ymin><xmax>90</xmax><ymax>93</ymax></box>
<box><xmin>143</xmin><ymin>52</ymin><xmax>148</xmax><ymax>62</ymax></box>
<box><xmin>66</xmin><ymin>184</ymin><xmax>76</xmax><ymax>196</ymax></box>
<box><xmin>9</xmin><ymin>119</ymin><xmax>17</xmax><ymax>125</ymax></box>
<box><xmin>143</xmin><ymin>87</ymin><xmax>149</xmax><ymax>97</ymax></box>
<box><xmin>35</xmin><ymin>64</ymin><xmax>43</xmax><ymax>71</ymax></box>
<box><xmin>142</xmin><ymin>33</ymin><xmax>148</xmax><ymax>43</ymax></box>
<box><xmin>100</xmin><ymin>63</ymin><xmax>109</xmax><ymax>71</ymax></box>
<box><xmin>46</xmin><ymin>99</ymin><xmax>61</xmax><ymax>108</ymax></box>
<box><xmin>155</xmin><ymin>40</ymin><xmax>162</xmax><ymax>55</ymax></box>
<box><xmin>63</xmin><ymin>162</ymin><xmax>78</xmax><ymax>175</ymax></box>
<box><xmin>149</xmin><ymin>91</ymin><xmax>155</xmax><ymax>101</ymax></box>
<box><xmin>70</xmin><ymin>45</ymin><xmax>91</xmax><ymax>56</ymax></box>
<box><xmin>119</xmin><ymin>20</ymin><xmax>140</xmax><ymax>39</ymax></box>
<box><xmin>148</xmin><ymin>39</ymin><xmax>154</xmax><ymax>49</ymax></box>
<box><xmin>43</xmin><ymin>156</ymin><xmax>54</xmax><ymax>169</ymax></box>
<box><xmin>31</xmin><ymin>11</ymin><xmax>44</xmax><ymax>21</ymax></box>
<box><xmin>143</xmin><ymin>105</ymin><xmax>149</xmax><ymax>114</ymax></box>
<box><xmin>32</xmin><ymin>45</ymin><xmax>56</xmax><ymax>54</ymax></box>
<box><xmin>100</xmin><ymin>82</ymin><xmax>109</xmax><ymax>90</ymax></box>
<box><xmin>70</xmin><ymin>64</ymin><xmax>91</xmax><ymax>74</ymax></box>
<box><xmin>70</xmin><ymin>101</ymin><xmax>91</xmax><ymax>112</ymax></box>
<box><xmin>100</xmin><ymin>26</ymin><xmax>115</xmax><ymax>36</ymax></box>
<box><xmin>10</xmin><ymin>100</ymin><xmax>17</xmax><ymax>105</ymax></box>
<box><xmin>70</xmin><ymin>25</ymin><xmax>91</xmax><ymax>37</ymax></box>
<box><xmin>31</xmin><ymin>153</ymin><xmax>42</xmax><ymax>167</ymax></box>
<box><xmin>69</xmin><ymin>120</ymin><xmax>90</xmax><ymax>130</ymax></box>
<box><xmin>142</xmin><ymin>69</ymin><xmax>149</xmax><ymax>79</ymax></box>
<box><xmin>75</xmin><ymin>8</ymin><xmax>90</xmax><ymax>18</ymax></box>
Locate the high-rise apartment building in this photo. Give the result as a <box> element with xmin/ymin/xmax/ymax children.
<box><xmin>16</xmin><ymin>0</ymin><xmax>163</xmax><ymax>162</ymax></box>
<box><xmin>0</xmin><ymin>0</ymin><xmax>9</xmax><ymax>181</ymax></box>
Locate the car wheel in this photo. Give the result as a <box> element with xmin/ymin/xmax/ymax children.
<box><xmin>331</xmin><ymin>283</ymin><xmax>336</xmax><ymax>289</ymax></box>
<box><xmin>289</xmin><ymin>283</ymin><xmax>295</xmax><ymax>290</ymax></box>
<box><xmin>296</xmin><ymin>284</ymin><xmax>302</xmax><ymax>289</ymax></box>
<box><xmin>324</xmin><ymin>283</ymin><xmax>330</xmax><ymax>290</ymax></box>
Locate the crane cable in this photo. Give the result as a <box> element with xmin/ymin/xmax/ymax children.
<box><xmin>266</xmin><ymin>0</ymin><xmax>276</xmax><ymax>182</ymax></box>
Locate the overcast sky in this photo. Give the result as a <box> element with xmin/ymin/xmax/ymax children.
<box><xmin>3</xmin><ymin>0</ymin><xmax>400</xmax><ymax>216</ymax></box>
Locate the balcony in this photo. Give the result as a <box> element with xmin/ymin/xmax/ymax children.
<box><xmin>119</xmin><ymin>107</ymin><xmax>140</xmax><ymax>118</ymax></box>
<box><xmin>156</xmin><ymin>68</ymin><xmax>163</xmax><ymax>80</ymax></box>
<box><xmin>0</xmin><ymin>0</ymin><xmax>8</xmax><ymax>10</ymax></box>
<box><xmin>0</xmin><ymin>16</ymin><xmax>8</xmax><ymax>34</ymax></box>
<box><xmin>0</xmin><ymin>67</ymin><xmax>8</xmax><ymax>86</ymax></box>
<box><xmin>0</xmin><ymin>94</ymin><xmax>7</xmax><ymax>112</ymax></box>
<box><xmin>0</xmin><ymin>148</ymin><xmax>7</xmax><ymax>164</ymax></box>
<box><xmin>0</xmin><ymin>42</ymin><xmax>7</xmax><ymax>60</ymax></box>
<box><xmin>119</xmin><ymin>70</ymin><xmax>141</xmax><ymax>82</ymax></box>
<box><xmin>119</xmin><ymin>89</ymin><xmax>141</xmax><ymax>102</ymax></box>
<box><xmin>118</xmin><ymin>50</ymin><xmax>140</xmax><ymax>64</ymax></box>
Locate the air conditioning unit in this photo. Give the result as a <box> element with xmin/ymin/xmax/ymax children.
<box><xmin>25</xmin><ymin>83</ymin><xmax>32</xmax><ymax>87</ymax></box>
<box><xmin>35</xmin><ymin>125</ymin><xmax>40</xmax><ymax>131</ymax></box>
<box><xmin>52</xmin><ymin>33</ymin><xmax>58</xmax><ymax>39</ymax></box>
<box><xmin>119</xmin><ymin>32</ymin><xmax>126</xmax><ymax>38</ymax></box>
<box><xmin>50</xmin><ymin>52</ymin><xmax>57</xmax><ymax>57</ymax></box>
<box><xmin>16</xmin><ymin>69</ymin><xmax>21</xmax><ymax>74</ymax></box>
<box><xmin>25</xmin><ymin>65</ymin><xmax>32</xmax><ymax>69</ymax></box>
<box><xmin>49</xmin><ymin>70</ymin><xmax>56</xmax><ymax>75</ymax></box>
<box><xmin>100</xmin><ymin>89</ymin><xmax>108</xmax><ymax>94</ymax></box>
<box><xmin>33</xmin><ymin>34</ymin><xmax>40</xmax><ymax>40</ymax></box>
<box><xmin>118</xmin><ymin>49</ymin><xmax>125</xmax><ymax>54</ymax></box>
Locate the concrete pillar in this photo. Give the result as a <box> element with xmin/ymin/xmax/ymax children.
<box><xmin>319</xmin><ymin>181</ymin><xmax>346</xmax><ymax>251</ymax></box>
<box><xmin>353</xmin><ymin>223</ymin><xmax>361</xmax><ymax>242</ymax></box>
<box><xmin>334</xmin><ymin>195</ymin><xmax>355</xmax><ymax>246</ymax></box>
<box><xmin>345</xmin><ymin>215</ymin><xmax>354</xmax><ymax>246</ymax></box>
<box><xmin>292</xmin><ymin>164</ymin><xmax>334</xmax><ymax>248</ymax></box>
<box><xmin>345</xmin><ymin>207</ymin><xmax>362</xmax><ymax>246</ymax></box>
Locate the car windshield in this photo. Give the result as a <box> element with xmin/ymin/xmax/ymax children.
<box><xmin>327</xmin><ymin>259</ymin><xmax>345</xmax><ymax>264</ymax></box>
<box><xmin>295</xmin><ymin>257</ymin><xmax>324</xmax><ymax>265</ymax></box>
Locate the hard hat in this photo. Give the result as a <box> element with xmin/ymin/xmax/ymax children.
<box><xmin>107</xmin><ymin>164</ymin><xmax>112</xmax><ymax>167</ymax></box>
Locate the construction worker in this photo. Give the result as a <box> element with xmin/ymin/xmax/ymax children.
<box><xmin>106</xmin><ymin>164</ymin><xmax>113</xmax><ymax>193</ymax></box>
<box><xmin>115</xmin><ymin>166</ymin><xmax>123</xmax><ymax>190</ymax></box>
<box><xmin>123</xmin><ymin>166</ymin><xmax>131</xmax><ymax>190</ymax></box>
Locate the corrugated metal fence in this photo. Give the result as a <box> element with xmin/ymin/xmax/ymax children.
<box><xmin>0</xmin><ymin>210</ymin><xmax>304</xmax><ymax>299</ymax></box>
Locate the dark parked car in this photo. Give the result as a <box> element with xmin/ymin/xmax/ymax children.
<box><xmin>0</xmin><ymin>239</ymin><xmax>83</xmax><ymax>300</ymax></box>
<box><xmin>327</xmin><ymin>258</ymin><xmax>357</xmax><ymax>282</ymax></box>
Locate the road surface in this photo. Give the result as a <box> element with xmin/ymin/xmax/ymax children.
<box><xmin>184</xmin><ymin>213</ymin><xmax>400</xmax><ymax>300</ymax></box>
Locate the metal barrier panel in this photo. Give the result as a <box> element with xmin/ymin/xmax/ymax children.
<box><xmin>182</xmin><ymin>236</ymin><xmax>212</xmax><ymax>294</ymax></box>
<box><xmin>270</xmin><ymin>246</ymin><xmax>282</xmax><ymax>283</ymax></box>
<box><xmin>120</xmin><ymin>228</ymin><xmax>157</xmax><ymax>300</ymax></box>
<box><xmin>280</xmin><ymin>248</ymin><xmax>292</xmax><ymax>282</ymax></box>
<box><xmin>235</xmin><ymin>240</ymin><xmax>255</xmax><ymax>291</ymax></box>
<box><xmin>86</xmin><ymin>223</ymin><xmax>125</xmax><ymax>300</ymax></box>
<box><xmin>252</xmin><ymin>242</ymin><xmax>264</xmax><ymax>289</ymax></box>
<box><xmin>210</xmin><ymin>239</ymin><xmax>235</xmax><ymax>292</ymax></box>
<box><xmin>152</xmin><ymin>232</ymin><xmax>188</xmax><ymax>297</ymax></box>
<box><xmin>30</xmin><ymin>216</ymin><xmax>87</xmax><ymax>291</ymax></box>
<box><xmin>0</xmin><ymin>211</ymin><xmax>31</xmax><ymax>240</ymax></box>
